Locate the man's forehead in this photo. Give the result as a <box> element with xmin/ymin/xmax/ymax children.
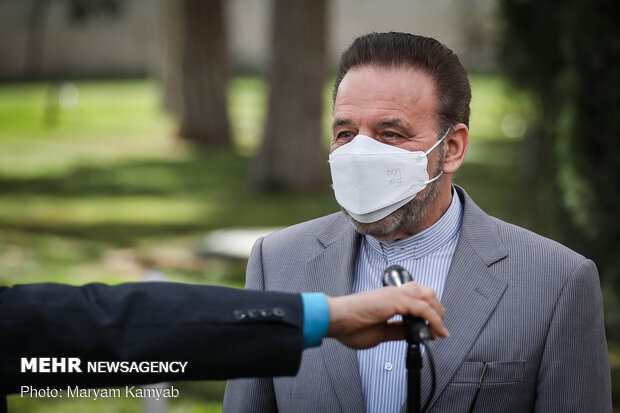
<box><xmin>338</xmin><ymin>64</ymin><xmax>432</xmax><ymax>87</ymax></box>
<box><xmin>332</xmin><ymin>66</ymin><xmax>437</xmax><ymax>127</ymax></box>
<box><xmin>335</xmin><ymin>66</ymin><xmax>435</xmax><ymax>104</ymax></box>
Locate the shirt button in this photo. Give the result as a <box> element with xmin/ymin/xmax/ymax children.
<box><xmin>384</xmin><ymin>362</ymin><xmax>393</xmax><ymax>371</ymax></box>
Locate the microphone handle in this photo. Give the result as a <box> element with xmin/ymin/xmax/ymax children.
<box><xmin>404</xmin><ymin>315</ymin><xmax>430</xmax><ymax>344</ymax></box>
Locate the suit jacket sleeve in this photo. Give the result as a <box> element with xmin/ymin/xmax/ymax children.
<box><xmin>223</xmin><ymin>237</ymin><xmax>280</xmax><ymax>412</ymax></box>
<box><xmin>0</xmin><ymin>280</ymin><xmax>304</xmax><ymax>395</ymax></box>
<box><xmin>534</xmin><ymin>259</ymin><xmax>612</xmax><ymax>412</ymax></box>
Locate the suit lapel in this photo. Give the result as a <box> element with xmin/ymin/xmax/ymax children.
<box><xmin>399</xmin><ymin>186</ymin><xmax>509</xmax><ymax>413</ymax></box>
<box><xmin>302</xmin><ymin>215</ymin><xmax>366</xmax><ymax>412</ymax></box>
<box><xmin>304</xmin><ymin>215</ymin><xmax>359</xmax><ymax>297</ymax></box>
<box><xmin>418</xmin><ymin>244</ymin><xmax>507</xmax><ymax>412</ymax></box>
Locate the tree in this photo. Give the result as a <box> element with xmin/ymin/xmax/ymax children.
<box><xmin>25</xmin><ymin>0</ymin><xmax>124</xmax><ymax>125</ymax></box>
<box><xmin>163</xmin><ymin>0</ymin><xmax>231</xmax><ymax>147</ymax></box>
<box><xmin>497</xmin><ymin>0</ymin><xmax>620</xmax><ymax>307</ymax></box>
<box><xmin>251</xmin><ymin>0</ymin><xmax>328</xmax><ymax>190</ymax></box>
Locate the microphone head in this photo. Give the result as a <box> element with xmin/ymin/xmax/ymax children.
<box><xmin>382</xmin><ymin>265</ymin><xmax>413</xmax><ymax>287</ymax></box>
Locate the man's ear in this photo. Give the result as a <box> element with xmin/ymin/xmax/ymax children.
<box><xmin>442</xmin><ymin>123</ymin><xmax>469</xmax><ymax>174</ymax></box>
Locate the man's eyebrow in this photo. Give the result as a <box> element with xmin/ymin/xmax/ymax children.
<box><xmin>373</xmin><ymin>119</ymin><xmax>410</xmax><ymax>129</ymax></box>
<box><xmin>332</xmin><ymin>118</ymin><xmax>353</xmax><ymax>130</ymax></box>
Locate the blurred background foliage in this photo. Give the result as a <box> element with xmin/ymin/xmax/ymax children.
<box><xmin>0</xmin><ymin>74</ymin><xmax>528</xmax><ymax>289</ymax></box>
<box><xmin>498</xmin><ymin>0</ymin><xmax>620</xmax><ymax>333</ymax></box>
<box><xmin>0</xmin><ymin>0</ymin><xmax>618</xmax><ymax>410</ymax></box>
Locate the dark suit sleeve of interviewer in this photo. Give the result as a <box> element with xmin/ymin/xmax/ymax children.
<box><xmin>0</xmin><ymin>282</ymin><xmax>304</xmax><ymax>394</ymax></box>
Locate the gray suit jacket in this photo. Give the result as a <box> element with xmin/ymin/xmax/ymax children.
<box><xmin>223</xmin><ymin>186</ymin><xmax>611</xmax><ymax>412</ymax></box>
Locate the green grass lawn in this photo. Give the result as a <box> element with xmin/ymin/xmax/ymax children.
<box><xmin>1</xmin><ymin>75</ymin><xmax>616</xmax><ymax>411</ymax></box>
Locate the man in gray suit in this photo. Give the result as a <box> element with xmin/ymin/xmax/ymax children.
<box><xmin>223</xmin><ymin>32</ymin><xmax>611</xmax><ymax>412</ymax></box>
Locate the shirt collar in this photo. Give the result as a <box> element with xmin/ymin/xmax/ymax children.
<box><xmin>365</xmin><ymin>187</ymin><xmax>463</xmax><ymax>261</ymax></box>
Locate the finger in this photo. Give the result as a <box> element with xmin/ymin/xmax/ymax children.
<box><xmin>383</xmin><ymin>286</ymin><xmax>449</xmax><ymax>338</ymax></box>
<box><xmin>428</xmin><ymin>322</ymin><xmax>448</xmax><ymax>339</ymax></box>
<box><xmin>386</xmin><ymin>293</ymin><xmax>448</xmax><ymax>339</ymax></box>
<box><xmin>398</xmin><ymin>284</ymin><xmax>447</xmax><ymax>326</ymax></box>
<box><xmin>401</xmin><ymin>299</ymin><xmax>450</xmax><ymax>338</ymax></box>
<box><xmin>402</xmin><ymin>282</ymin><xmax>445</xmax><ymax>318</ymax></box>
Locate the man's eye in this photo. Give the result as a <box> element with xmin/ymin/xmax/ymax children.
<box><xmin>383</xmin><ymin>131</ymin><xmax>402</xmax><ymax>139</ymax></box>
<box><xmin>336</xmin><ymin>131</ymin><xmax>355</xmax><ymax>140</ymax></box>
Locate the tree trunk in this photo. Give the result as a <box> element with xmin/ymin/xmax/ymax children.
<box><xmin>176</xmin><ymin>0</ymin><xmax>231</xmax><ymax>146</ymax></box>
<box><xmin>161</xmin><ymin>0</ymin><xmax>183</xmax><ymax>117</ymax></box>
<box><xmin>251</xmin><ymin>0</ymin><xmax>327</xmax><ymax>190</ymax></box>
<box><xmin>24</xmin><ymin>0</ymin><xmax>51</xmax><ymax>80</ymax></box>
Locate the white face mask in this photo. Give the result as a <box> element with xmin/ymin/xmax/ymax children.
<box><xmin>328</xmin><ymin>129</ymin><xmax>449</xmax><ymax>223</ymax></box>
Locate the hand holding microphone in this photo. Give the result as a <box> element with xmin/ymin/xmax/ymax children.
<box><xmin>382</xmin><ymin>265</ymin><xmax>434</xmax><ymax>344</ymax></box>
<box><xmin>325</xmin><ymin>270</ymin><xmax>448</xmax><ymax>349</ymax></box>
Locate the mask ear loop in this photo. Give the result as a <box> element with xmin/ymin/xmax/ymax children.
<box><xmin>424</xmin><ymin>126</ymin><xmax>452</xmax><ymax>155</ymax></box>
<box><xmin>423</xmin><ymin>126</ymin><xmax>452</xmax><ymax>183</ymax></box>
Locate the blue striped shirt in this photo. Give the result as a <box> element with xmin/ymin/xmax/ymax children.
<box><xmin>353</xmin><ymin>189</ymin><xmax>463</xmax><ymax>413</ymax></box>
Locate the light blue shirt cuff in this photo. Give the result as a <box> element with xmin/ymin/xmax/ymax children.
<box><xmin>301</xmin><ymin>292</ymin><xmax>330</xmax><ymax>348</ymax></box>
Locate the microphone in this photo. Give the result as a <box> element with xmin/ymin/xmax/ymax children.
<box><xmin>382</xmin><ymin>265</ymin><xmax>430</xmax><ymax>343</ymax></box>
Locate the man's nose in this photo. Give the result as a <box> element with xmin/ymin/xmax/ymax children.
<box><xmin>356</xmin><ymin>130</ymin><xmax>377</xmax><ymax>140</ymax></box>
